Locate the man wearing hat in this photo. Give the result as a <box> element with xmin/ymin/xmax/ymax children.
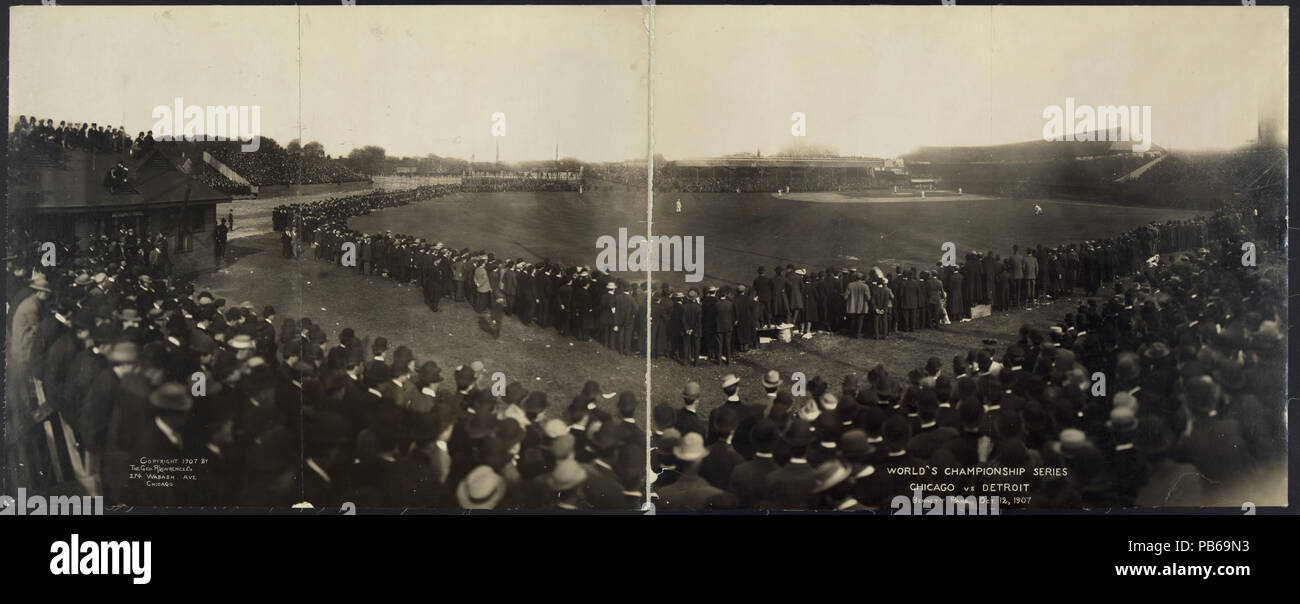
<box><xmin>41</xmin><ymin>307</ymin><xmax>93</xmax><ymax>416</ymax></box>
<box><xmin>546</xmin><ymin>458</ymin><xmax>590</xmax><ymax>510</ymax></box>
<box><xmin>1103</xmin><ymin>406</ymin><xmax>1147</xmax><ymax>506</ymax></box>
<box><xmin>29</xmin><ymin>296</ymin><xmax>73</xmax><ymax>384</ymax></box>
<box><xmin>581</xmin><ymin>422</ymin><xmax>628</xmax><ymax>509</ymax></box>
<box><xmin>700</xmin><ymin>285</ymin><xmax>718</xmax><ymax>361</ymax></box>
<box><xmin>680</xmin><ymin>289</ymin><xmax>702</xmax><ymax>366</ymax></box>
<box><xmin>674</xmin><ymin>381</ymin><xmax>709</xmax><ymax>437</ymax></box>
<box><xmin>79</xmin><ymin>340</ymin><xmax>139</xmax><ymax>467</ymax></box>
<box><xmin>753</xmin><ymin>266</ymin><xmax>775</xmax><ymax>326</ymax></box>
<box><xmin>298</xmin><ymin>409</ymin><xmax>352</xmax><ymax>506</ymax></box>
<box><xmin>656</xmin><ymin>433</ymin><xmax>723</xmax><ymax>510</ymax></box>
<box><xmin>733</xmin><ymin>283</ymin><xmax>758</xmax><ymax>352</ymax></box>
<box><xmin>118</xmin><ymin>382</ymin><xmax>193</xmax><ymax>506</ymax></box>
<box><xmin>348</xmin><ymin>405</ymin><xmax>419</xmax><ymax>507</ymax></box>
<box><xmin>706</xmin><ymin>374</ymin><xmax>758</xmax><ymax>455</ymax></box>
<box><xmin>62</xmin><ymin>322</ymin><xmax>116</xmax><ymax>428</ymax></box>
<box><xmin>1177</xmin><ymin>375</ymin><xmax>1253</xmax><ymax>488</ymax></box>
<box><xmin>8</xmin><ymin>274</ymin><xmax>52</xmax><ymax>397</ymax></box>
<box><xmin>728</xmin><ymin>418</ymin><xmax>782</xmax><ymax>508</ymax></box>
<box><xmin>614</xmin><ymin>392</ymin><xmax>643</xmax><ymax>445</ymax></box>
<box><xmin>880</xmin><ymin>414</ymin><xmax>923</xmax><ymax>475</ymax></box>
<box><xmin>812</xmin><ymin>459</ymin><xmax>862</xmax><ymax>510</ymax></box>
<box><xmin>457</xmin><ymin>465</ymin><xmax>507</xmax><ymax>510</ymax></box>
<box><xmin>698</xmin><ymin>406</ymin><xmax>745</xmax><ymax>489</ymax></box>
<box><xmin>408</xmin><ymin>361</ymin><xmax>444</xmax><ymax>414</ymax></box>
<box><xmin>712</xmin><ymin>288</ymin><xmax>736</xmax><ymax>365</ymax></box>
<box><xmin>907</xmin><ymin>392</ymin><xmax>959</xmax><ymax>461</ymax></box>
<box><xmin>845</xmin><ymin>271</ymin><xmax>870</xmax><ymax>339</ymax></box>
<box><xmin>761</xmin><ymin>422</ymin><xmax>815</xmax><ymax>510</ymax></box>
<box><xmin>597</xmin><ymin>280</ymin><xmax>619</xmax><ymax>350</ymax></box>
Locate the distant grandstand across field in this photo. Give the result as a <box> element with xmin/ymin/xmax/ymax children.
<box><xmin>655</xmin><ymin>155</ymin><xmax>906</xmax><ymax>193</ymax></box>
<box><xmin>155</xmin><ymin>138</ymin><xmax>371</xmax><ymax>197</ymax></box>
<box><xmin>902</xmin><ymin>135</ymin><xmax>1286</xmax><ymax>211</ymax></box>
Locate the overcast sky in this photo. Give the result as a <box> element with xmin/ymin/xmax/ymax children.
<box><xmin>10</xmin><ymin>6</ymin><xmax>1286</xmax><ymax>162</ymax></box>
<box><xmin>654</xmin><ymin>6</ymin><xmax>1288</xmax><ymax>159</ymax></box>
<box><xmin>10</xmin><ymin>5</ymin><xmax>648</xmax><ymax>162</ymax></box>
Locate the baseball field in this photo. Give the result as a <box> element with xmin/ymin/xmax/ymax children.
<box><xmin>197</xmin><ymin>188</ymin><xmax>1204</xmax><ymax>428</ymax></box>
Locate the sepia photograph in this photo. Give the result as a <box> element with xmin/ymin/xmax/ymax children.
<box><xmin>646</xmin><ymin>5</ymin><xmax>1288</xmax><ymax>513</ymax></box>
<box><xmin>2</xmin><ymin>2</ymin><xmax>1290</xmax><ymax>520</ymax></box>
<box><xmin>6</xmin><ymin>4</ymin><xmax>651</xmax><ymax>512</ymax></box>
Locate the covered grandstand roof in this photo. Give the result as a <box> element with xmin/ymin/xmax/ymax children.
<box><xmin>8</xmin><ymin>147</ymin><xmax>231</xmax><ymax>213</ymax></box>
<box><xmin>668</xmin><ymin>156</ymin><xmax>887</xmax><ymax>169</ymax></box>
<box><xmin>903</xmin><ymin>135</ymin><xmax>1164</xmax><ymax>164</ymax></box>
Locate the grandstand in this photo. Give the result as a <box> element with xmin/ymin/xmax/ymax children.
<box><xmin>899</xmin><ymin>136</ymin><xmax>1289</xmax><ymax>210</ymax></box>
<box><xmin>155</xmin><ymin>139</ymin><xmax>370</xmax><ymax>197</ymax></box>
<box><xmin>655</xmin><ymin>156</ymin><xmax>903</xmax><ymax>193</ymax></box>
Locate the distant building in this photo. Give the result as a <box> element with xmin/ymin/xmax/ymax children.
<box><xmin>657</xmin><ymin>156</ymin><xmax>895</xmax><ymax>192</ymax></box>
<box><xmin>8</xmin><ymin>147</ymin><xmax>231</xmax><ymax>275</ymax></box>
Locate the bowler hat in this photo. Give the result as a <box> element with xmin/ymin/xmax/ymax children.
<box><xmin>673</xmin><ymin>432</ymin><xmax>709</xmax><ymax>461</ymax></box>
<box><xmin>547</xmin><ymin>458</ymin><xmax>589</xmax><ymax>491</ymax></box>
<box><xmin>617</xmin><ymin>391</ymin><xmax>638</xmax><ymax>418</ymax></box>
<box><xmin>652</xmin><ymin>404</ymin><xmax>677</xmax><ymax>431</ymax></box>
<box><xmin>782</xmin><ymin>419</ymin><xmax>815</xmax><ymax>448</ymax></box>
<box><xmin>882</xmin><ymin>415</ymin><xmax>911</xmax><ymax>450</ymax></box>
<box><xmin>1052</xmin><ymin>428</ymin><xmax>1092</xmax><ymax>459</ymax></box>
<box><xmin>749</xmin><ymin>418</ymin><xmax>780</xmax><ymax>453</ymax></box>
<box><xmin>711</xmin><ymin>406</ymin><xmax>740</xmax><ymax>435</ymax></box>
<box><xmin>839</xmin><ymin>429</ymin><xmax>876</xmax><ymax>461</ymax></box>
<box><xmin>149</xmin><ymin>382</ymin><xmax>193</xmax><ymax>412</ymax></box>
<box><xmin>417</xmin><ymin>361</ymin><xmax>443</xmax><ymax>384</ymax></box>
<box><xmin>496</xmin><ymin>418</ymin><xmax>526</xmax><ymax>447</ymax></box>
<box><xmin>523</xmin><ymin>391</ymin><xmax>549</xmax><ymax>415</ymax></box>
<box><xmin>28</xmin><ymin>276</ymin><xmax>52</xmax><ymax>293</ymax></box>
<box><xmin>812</xmin><ymin>459</ymin><xmax>852</xmax><ymax>493</ymax></box>
<box><xmin>457</xmin><ymin>466</ymin><xmax>506</xmax><ymax>509</ymax></box>
<box><xmin>1107</xmin><ymin>407</ymin><xmax>1139</xmax><ymax>432</ymax></box>
<box><xmin>762</xmin><ymin>370</ymin><xmax>782</xmax><ymax>388</ymax></box>
<box><xmin>106</xmin><ymin>341</ymin><xmax>138</xmax><ymax>363</ymax></box>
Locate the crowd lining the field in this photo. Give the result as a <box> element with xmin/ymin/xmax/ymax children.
<box><xmin>271</xmin><ymin>183</ymin><xmax>1281</xmax><ymax>511</ymax></box>
<box><xmin>6</xmin><ymin>214</ymin><xmax>647</xmax><ymax>509</ymax></box>
<box><xmin>274</xmin><ymin>186</ymin><xmax>651</xmax><ymax>354</ymax></box>
<box><xmin>7</xmin><ymin>158</ymin><xmax>1284</xmax><ymax>510</ymax></box>
<box><xmin>649</xmin><ymin>212</ymin><xmax>1284</xmax><ymax>510</ymax></box>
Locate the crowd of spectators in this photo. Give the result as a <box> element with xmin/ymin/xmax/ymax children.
<box><xmin>9</xmin><ymin>116</ymin><xmax>161</xmax><ymax>167</ymax></box>
<box><xmin>1135</xmin><ymin>149</ymin><xmax>1285</xmax><ymax>187</ymax></box>
<box><xmin>190</xmin><ymin>163</ymin><xmax>253</xmax><ymax>196</ymax></box>
<box><xmin>459</xmin><ymin>177</ymin><xmax>579</xmax><ymax>193</ymax></box>
<box><xmin>276</xmin><ymin>187</ymin><xmax>650</xmax><ymax>356</ymax></box>
<box><xmin>651</xmin><ymin>215</ymin><xmax>1235</xmax><ymax>367</ymax></box>
<box><xmin>583</xmin><ymin>163</ymin><xmax>648</xmax><ymax>191</ymax></box>
<box><xmin>652</xmin><ymin>170</ymin><xmax>890</xmax><ymax>194</ymax></box>
<box><xmin>918</xmin><ymin>154</ymin><xmax>1153</xmax><ymax>190</ymax></box>
<box><xmin>649</xmin><ymin>219</ymin><xmax>1285</xmax><ymax>509</ymax></box>
<box><xmin>208</xmin><ymin>144</ymin><xmax>367</xmax><ymax>187</ymax></box>
<box><xmin>6</xmin><ymin>212</ymin><xmax>646</xmax><ymax>510</ymax></box>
